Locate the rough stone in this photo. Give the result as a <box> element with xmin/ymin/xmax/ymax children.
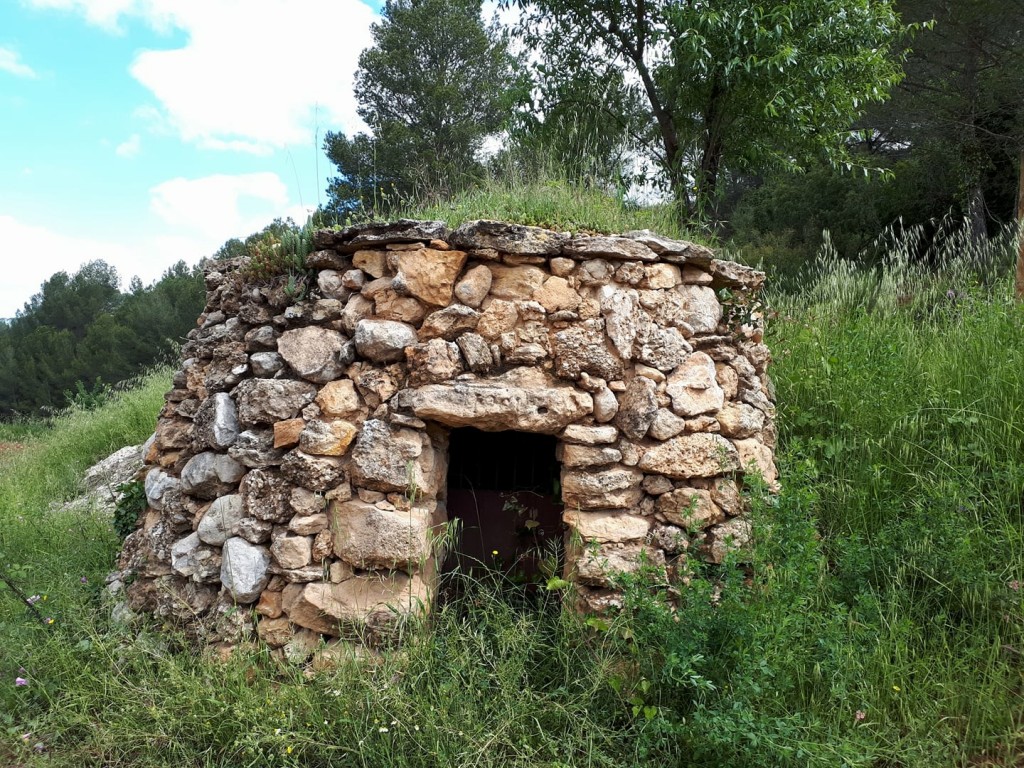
<box><xmin>233</xmin><ymin>379</ymin><xmax>318</xmax><ymax>425</ymax></box>
<box><xmin>666</xmin><ymin>352</ymin><xmax>725</xmax><ymax>417</ymax></box>
<box><xmin>456</xmin><ymin>333</ymin><xmax>495</xmax><ymax>373</ymax></box>
<box><xmin>476</xmin><ymin>299</ymin><xmax>518</xmax><ymax>339</ymax></box>
<box><xmin>278</xmin><ymin>327</ymin><xmax>354</xmax><ymax>384</ymax></box>
<box><xmin>280</xmin><ymin>451</ymin><xmax>346</xmax><ymax>493</ymax></box>
<box><xmin>733</xmin><ymin>438</ymin><xmax>778</xmax><ymax>489</ymax></box>
<box><xmin>564</xmin><ymin>510</ymin><xmax>649</xmax><ymax>543</ymax></box>
<box><xmin>655</xmin><ymin>487</ymin><xmax>723</xmax><ymax>529</ymax></box>
<box><xmin>450</xmin><ymin>220</ymin><xmax>568</xmax><ymax>256</ymax></box>
<box><xmin>599</xmin><ymin>286</ymin><xmax>643</xmax><ymax>358</ymax></box>
<box><xmin>374</xmin><ymin>290</ymin><xmax>426</xmax><ymax>324</ymax></box>
<box><xmin>642</xmin><ymin>263</ymin><xmax>681</xmax><ymax>289</ymax></box>
<box><xmin>352</xmin><ymin>249</ymin><xmax>387</xmax><ymax>278</ymax></box>
<box><xmin>406</xmin><ymin>339</ymin><xmax>463</xmax><ymax>385</ymax></box>
<box><xmin>704</xmin><ymin>517</ymin><xmax>752</xmax><ymax>564</ymax></box>
<box><xmin>536</xmin><ymin>276</ymin><xmax>581</xmax><ymax>313</ymax></box>
<box><xmin>637</xmin><ymin>433</ymin><xmax>740</xmax><ymax>478</ymax></box>
<box><xmin>282</xmin><ymin>573</ymin><xmax>429</xmax><ymax>637</ymax></box>
<box><xmin>144</xmin><ymin>468</ymin><xmax>180</xmax><ymax>511</ymax></box>
<box><xmin>354</xmin><ymin>319</ymin><xmax>417</xmax><ymax>363</ymax></box>
<box><xmin>559</xmin><ymin>444</ymin><xmax>622</xmax><ymax>468</ymax></box>
<box><xmin>564</xmin><ymin>236</ymin><xmax>658</xmax><ymax>262</ymax></box>
<box><xmin>551</xmin><ymin>320</ymin><xmax>624</xmax><ymax>381</ymax></box>
<box><xmin>561</xmin><ymin>425</ymin><xmax>619</xmax><ymax>445</ymax></box>
<box><xmin>574</xmin><ymin>543</ymin><xmax>665</xmax><ymax>587</ymax></box>
<box><xmin>649</xmin><ymin>409</ymin><xmax>687</xmax><ymax>441</ymax></box>
<box><xmin>716</xmin><ymin>402</ymin><xmax>765</xmax><ymax>439</ymax></box>
<box><xmin>453</xmin><ymin>264</ymin><xmax>493</xmax><ymax>307</ymax></box>
<box><xmin>250</xmin><ymin>351</ymin><xmax>284</xmax><ymax>377</ymax></box>
<box><xmin>197</xmin><ymin>494</ymin><xmax>246</xmax><ymax>545</ymax></box>
<box><xmin>271</xmin><ymin>533</ymin><xmax>313</xmax><ymax>570</ymax></box>
<box><xmin>241</xmin><ymin>469</ymin><xmax>293</xmax><ymax>523</ymax></box>
<box><xmin>615</xmin><ymin>376</ymin><xmax>659</xmax><ymax>440</ymax></box>
<box><xmin>331</xmin><ymin>499</ymin><xmax>433</xmax><ymax>571</ymax></box>
<box><xmin>395</xmin><ymin>248</ymin><xmax>467</xmax><ymax>306</ymax></box>
<box><xmin>638</xmin><ymin>326</ymin><xmax>691</xmax><ymax>371</ymax></box>
<box><xmin>678</xmin><ymin>285</ymin><xmax>722</xmax><ymax>334</ymax></box>
<box><xmin>399</xmin><ymin>368</ymin><xmax>593</xmax><ymax>434</ymax></box>
<box><xmin>592</xmin><ymin>386</ymin><xmax>619</xmax><ymax>423</ymax></box>
<box><xmin>193</xmin><ymin>392</ymin><xmax>239</xmax><ymax>450</ymax></box>
<box><xmin>562</xmin><ymin>466</ymin><xmax>644</xmax><ymax>510</ymax></box>
<box><xmin>419</xmin><ymin>305</ymin><xmax>480</xmax><ymax>341</ymax></box>
<box><xmin>228</xmin><ymin>428</ymin><xmax>284</xmax><ymax>468</ymax></box>
<box><xmin>180</xmin><ymin>452</ymin><xmax>245</xmax><ymax>499</ymax></box>
<box><xmin>171</xmin><ymin>532</ymin><xmax>220</xmax><ymax>579</ymax></box>
<box><xmin>487</xmin><ymin>264</ymin><xmax>546</xmax><ymax>301</ymax></box>
<box><xmin>221</xmin><ymin>537</ymin><xmax>271</xmax><ymax>603</ymax></box>
<box><xmin>273</xmin><ymin>418</ymin><xmax>305</xmax><ymax>449</ymax></box>
<box><xmin>314</xmin><ymin>380</ymin><xmax>361</xmax><ymax>419</ymax></box>
<box><xmin>299</xmin><ymin>419</ymin><xmax>358</xmax><ymax>456</ymax></box>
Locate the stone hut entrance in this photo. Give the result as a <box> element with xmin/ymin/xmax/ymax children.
<box><xmin>443</xmin><ymin>428</ymin><xmax>562</xmax><ymax>585</ymax></box>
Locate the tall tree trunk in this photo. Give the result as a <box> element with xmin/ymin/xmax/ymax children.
<box><xmin>1015</xmin><ymin>148</ymin><xmax>1024</xmax><ymax>302</ymax></box>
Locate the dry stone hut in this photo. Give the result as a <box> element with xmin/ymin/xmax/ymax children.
<box><xmin>116</xmin><ymin>219</ymin><xmax>776</xmax><ymax>653</ymax></box>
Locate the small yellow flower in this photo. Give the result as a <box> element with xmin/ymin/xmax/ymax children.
<box><xmin>892</xmin><ymin>685</ymin><xmax>900</xmax><ymax>692</ymax></box>
<box><xmin>491</xmin><ymin>550</ymin><xmax>499</xmax><ymax>556</ymax></box>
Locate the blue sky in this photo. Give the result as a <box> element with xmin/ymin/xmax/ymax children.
<box><xmin>0</xmin><ymin>0</ymin><xmax>385</xmax><ymax>317</ymax></box>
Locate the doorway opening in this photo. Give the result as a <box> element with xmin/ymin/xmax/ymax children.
<box><xmin>443</xmin><ymin>428</ymin><xmax>563</xmax><ymax>589</ymax></box>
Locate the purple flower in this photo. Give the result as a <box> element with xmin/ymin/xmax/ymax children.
<box><xmin>26</xmin><ymin>594</ymin><xmax>40</xmax><ymax>605</ymax></box>
<box><xmin>80</xmin><ymin>576</ymin><xmax>88</xmax><ymax>584</ymax></box>
<box><xmin>15</xmin><ymin>677</ymin><xmax>27</xmax><ymax>687</ymax></box>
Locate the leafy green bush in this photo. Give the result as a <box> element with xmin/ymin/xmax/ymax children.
<box><xmin>112</xmin><ymin>480</ymin><xmax>146</xmax><ymax>539</ymax></box>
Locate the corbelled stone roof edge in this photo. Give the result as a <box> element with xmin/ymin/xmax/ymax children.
<box><xmin>299</xmin><ymin>219</ymin><xmax>764</xmax><ymax>292</ymax></box>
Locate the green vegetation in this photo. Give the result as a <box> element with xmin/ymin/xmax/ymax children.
<box><xmin>2</xmin><ymin>216</ymin><xmax>1022</xmax><ymax>765</ymax></box>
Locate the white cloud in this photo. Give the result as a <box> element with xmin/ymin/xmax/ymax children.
<box><xmin>28</xmin><ymin>0</ymin><xmax>377</xmax><ymax>150</ymax></box>
<box><xmin>149</xmin><ymin>172</ymin><xmax>291</xmax><ymax>240</ymax></box>
<box><xmin>115</xmin><ymin>133</ymin><xmax>141</xmax><ymax>157</ymax></box>
<box><xmin>0</xmin><ymin>47</ymin><xmax>37</xmax><ymax>78</ymax></box>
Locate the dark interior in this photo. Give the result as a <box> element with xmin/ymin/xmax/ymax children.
<box><xmin>442</xmin><ymin>428</ymin><xmax>563</xmax><ymax>585</ymax></box>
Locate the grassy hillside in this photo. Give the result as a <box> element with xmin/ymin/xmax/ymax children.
<box><xmin>1</xmin><ymin>204</ymin><xmax>1022</xmax><ymax>766</ymax></box>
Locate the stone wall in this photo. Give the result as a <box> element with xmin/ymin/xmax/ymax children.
<box><xmin>116</xmin><ymin>219</ymin><xmax>776</xmax><ymax>655</ymax></box>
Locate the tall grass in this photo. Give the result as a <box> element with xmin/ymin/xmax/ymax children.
<box><xmin>1</xmin><ymin>209</ymin><xmax>1022</xmax><ymax>766</ymax></box>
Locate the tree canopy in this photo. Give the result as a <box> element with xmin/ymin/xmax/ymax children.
<box><xmin>323</xmin><ymin>0</ymin><xmax>523</xmax><ymax>217</ymax></box>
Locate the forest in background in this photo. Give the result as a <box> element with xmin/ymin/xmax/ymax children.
<box><xmin>2</xmin><ymin>0</ymin><xmax>1021</xmax><ymax>417</ymax></box>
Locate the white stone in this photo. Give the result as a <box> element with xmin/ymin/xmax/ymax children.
<box><xmin>221</xmin><ymin>537</ymin><xmax>271</xmax><ymax>603</ymax></box>
<box><xmin>197</xmin><ymin>494</ymin><xmax>245</xmax><ymax>545</ymax></box>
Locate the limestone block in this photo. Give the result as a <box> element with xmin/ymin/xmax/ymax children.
<box><xmin>592</xmin><ymin>386</ymin><xmax>619</xmax><ymax>423</ymax></box>
<box><xmin>229</xmin><ymin>429</ymin><xmax>286</xmax><ymax>468</ymax></box>
<box><xmin>299</xmin><ymin>419</ymin><xmax>358</xmax><ymax>457</ymax></box>
<box><xmin>144</xmin><ymin>468</ymin><xmax>180</xmax><ymax>511</ymax></box>
<box><xmin>615</xmin><ymin>376</ymin><xmax>659</xmax><ymax>440</ymax></box>
<box><xmin>233</xmin><ymin>379</ymin><xmax>318</xmax><ymax>425</ymax></box>
<box><xmin>395</xmin><ymin>247</ymin><xmax>468</xmax><ymax>306</ymax></box>
<box><xmin>564</xmin><ymin>236</ymin><xmax>658</xmax><ymax>262</ymax></box>
<box><xmin>282</xmin><ymin>573</ymin><xmax>429</xmax><ymax>636</ymax></box>
<box><xmin>637</xmin><ymin>326</ymin><xmax>691</xmax><ymax>372</ymax></box>
<box><xmin>257</xmin><ymin>617</ymin><xmax>294</xmax><ymax>648</ymax></box>
<box><xmin>331</xmin><ymin>499</ymin><xmax>433</xmax><ymax>570</ymax></box>
<box><xmin>716</xmin><ymin>402</ymin><xmax>765</xmax><ymax>439</ymax></box>
<box><xmin>655</xmin><ymin>487</ymin><xmax>723</xmax><ymax>529</ymax></box>
<box><xmin>197</xmin><ymin>494</ymin><xmax>245</xmax><ymax>545</ymax></box>
<box><xmin>241</xmin><ymin>469</ymin><xmax>293</xmax><ymax>523</ymax></box>
<box><xmin>399</xmin><ymin>368</ymin><xmax>593</xmax><ymax>435</ymax></box>
<box><xmin>180</xmin><ymin>451</ymin><xmax>245</xmax><ymax>499</ymax></box>
<box><xmin>353</xmin><ymin>249</ymin><xmax>387</xmax><ymax>278</ymax></box>
<box><xmin>551</xmin><ymin>320</ymin><xmax>624</xmax><ymax>381</ymax></box>
<box><xmin>273</xmin><ymin>418</ymin><xmax>305</xmax><ymax>449</ymax></box>
<box><xmin>710</xmin><ymin>477</ymin><xmax>743</xmax><ymax>516</ymax></box>
<box><xmin>221</xmin><ymin>537</ymin><xmax>271</xmax><ymax>603</ymax></box>
<box><xmin>450</xmin><ymin>220</ymin><xmax>568</xmax><ymax>256</ymax></box>
<box><xmin>733</xmin><ymin>437</ymin><xmax>778</xmax><ymax>489</ymax></box>
<box><xmin>561</xmin><ymin>425</ymin><xmax>619</xmax><ymax>445</ymax></box>
<box><xmin>244</xmin><ymin>324</ymin><xmax>278</xmax><ymax>352</ymax></box>
<box><xmin>649</xmin><ymin>409</ymin><xmax>687</xmax><ymax>441</ymax></box>
<box><xmin>456</xmin><ymin>333</ymin><xmax>495</xmax><ymax>373</ymax></box>
<box><xmin>637</xmin><ymin>433</ymin><xmax>740</xmax><ymax>478</ymax></box>
<box><xmin>374</xmin><ymin>290</ymin><xmax>426</xmax><ymax>324</ymax></box>
<box><xmin>642</xmin><ymin>474</ymin><xmax>674</xmax><ymax>495</ymax></box>
<box><xmin>278</xmin><ymin>327</ymin><xmax>354</xmax><ymax>384</ymax></box>
<box><xmin>562</xmin><ymin>466</ymin><xmax>644</xmax><ymax>510</ymax></box>
<box><xmin>678</xmin><ymin>284</ymin><xmax>722</xmax><ymax>334</ymax></box>
<box><xmin>536</xmin><ymin>276</ymin><xmax>581</xmax><ymax>313</ymax></box>
<box><xmin>250</xmin><ymin>351</ymin><xmax>284</xmax><ymax>377</ymax></box>
<box><xmin>558</xmin><ymin>444</ymin><xmax>622</xmax><ymax>468</ymax></box>
<box><xmin>256</xmin><ymin>589</ymin><xmax>284</xmax><ymax>618</ymax></box>
<box><xmin>599</xmin><ymin>286</ymin><xmax>643</xmax><ymax>358</ymax></box>
<box><xmin>703</xmin><ymin>517</ymin><xmax>752</xmax><ymax>564</ymax></box>
<box><xmin>642</xmin><ymin>264</ymin><xmax>681</xmax><ymax>289</ymax></box>
<box><xmin>289</xmin><ymin>512</ymin><xmax>328</xmax><ymax>535</ymax></box>
<box><xmin>573</xmin><ymin>543</ymin><xmax>665</xmax><ymax>587</ymax></box>
<box><xmin>354</xmin><ymin>319</ymin><xmax>417</xmax><ymax>363</ymax></box>
<box><xmin>681</xmin><ymin>265</ymin><xmax>713</xmax><ymax>285</ymax></box>
<box><xmin>280</xmin><ymin>450</ymin><xmax>346</xmax><ymax>493</ymax></box>
<box><xmin>715</xmin><ymin>362</ymin><xmax>739</xmax><ymax>399</ymax></box>
<box><xmin>564</xmin><ymin>510</ymin><xmax>650</xmax><ymax>543</ymax></box>
<box><xmin>476</xmin><ymin>299</ymin><xmax>518</xmax><ymax>339</ymax></box>
<box><xmin>271</xmin><ymin>533</ymin><xmax>313</xmax><ymax>570</ymax></box>
<box><xmin>339</xmin><ymin>294</ymin><xmax>374</xmax><ymax>336</ymax></box>
<box><xmin>419</xmin><ymin>305</ymin><xmax>480</xmax><ymax>341</ymax></box>
<box><xmin>666</xmin><ymin>353</ymin><xmax>725</xmax><ymax>417</ymax></box>
<box><xmin>453</xmin><ymin>264</ymin><xmax>493</xmax><ymax>307</ymax></box>
<box><xmin>406</xmin><ymin>339</ymin><xmax>464</xmax><ymax>385</ymax></box>
<box><xmin>487</xmin><ymin>264</ymin><xmax>546</xmax><ymax>300</ymax></box>
<box><xmin>651</xmin><ymin>523</ymin><xmax>689</xmax><ymax>554</ymax></box>
<box><xmin>193</xmin><ymin>392</ymin><xmax>239</xmax><ymax>450</ymax></box>
<box><xmin>171</xmin><ymin>532</ymin><xmax>220</xmax><ymax>579</ymax></box>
